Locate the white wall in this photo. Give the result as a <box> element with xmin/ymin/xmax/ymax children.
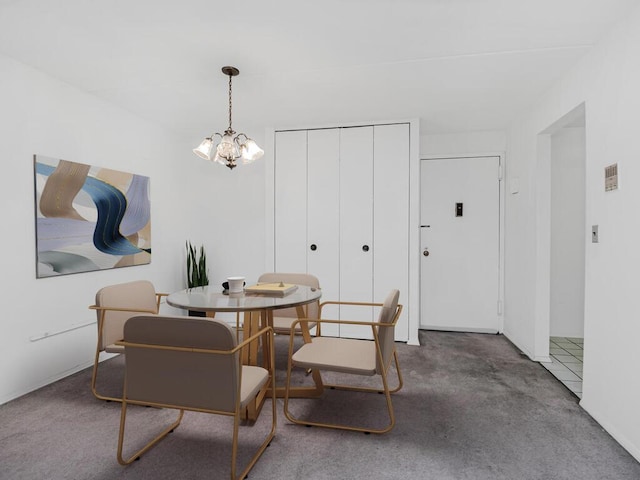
<box><xmin>550</xmin><ymin>127</ymin><xmax>585</xmax><ymax>338</ymax></box>
<box><xmin>0</xmin><ymin>53</ymin><xmax>267</xmax><ymax>404</ymax></box>
<box><xmin>420</xmin><ymin>130</ymin><xmax>506</xmax><ymax>156</ymax></box>
<box><xmin>504</xmin><ymin>5</ymin><xmax>640</xmax><ymax>461</ymax></box>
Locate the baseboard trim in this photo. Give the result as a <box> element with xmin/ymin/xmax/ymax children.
<box><xmin>420</xmin><ymin>326</ymin><xmax>499</xmax><ymax>335</ymax></box>
<box><xmin>503</xmin><ymin>330</ymin><xmax>536</xmax><ymax>360</ymax></box>
<box><xmin>579</xmin><ymin>397</ymin><xmax>640</xmax><ymax>463</ymax></box>
<box><xmin>1</xmin><ymin>359</ymin><xmax>94</xmax><ymax>406</ymax></box>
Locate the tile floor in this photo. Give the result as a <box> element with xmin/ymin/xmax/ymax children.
<box><xmin>540</xmin><ymin>336</ymin><xmax>583</xmax><ymax>398</ymax></box>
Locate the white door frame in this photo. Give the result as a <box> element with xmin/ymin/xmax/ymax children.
<box><xmin>420</xmin><ymin>153</ymin><xmax>506</xmax><ymax>334</ymax></box>
<box><xmin>532</xmin><ymin>103</ymin><xmax>586</xmax><ymax>362</ymax></box>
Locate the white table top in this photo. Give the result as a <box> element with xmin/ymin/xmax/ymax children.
<box><xmin>166</xmin><ymin>284</ymin><xmax>322</xmax><ymax>314</ymax></box>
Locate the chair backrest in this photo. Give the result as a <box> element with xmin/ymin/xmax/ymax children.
<box><xmin>95</xmin><ymin>280</ymin><xmax>159</xmax><ymax>350</ymax></box>
<box><xmin>258</xmin><ymin>272</ymin><xmax>320</xmax><ymax>320</ymax></box>
<box><xmin>123</xmin><ymin>315</ymin><xmax>240</xmax><ymax>413</ymax></box>
<box><xmin>375</xmin><ymin>289</ymin><xmax>400</xmax><ymax>374</ymax></box>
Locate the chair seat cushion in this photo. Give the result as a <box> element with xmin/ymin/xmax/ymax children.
<box><xmin>292</xmin><ymin>337</ymin><xmax>376</xmax><ymax>376</ymax></box>
<box><xmin>240</xmin><ymin>366</ymin><xmax>269</xmax><ymax>408</ymax></box>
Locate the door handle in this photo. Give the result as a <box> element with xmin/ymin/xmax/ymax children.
<box><xmin>423</xmin><ymin>249</ymin><xmax>430</xmax><ymax>257</ymax></box>
<box><xmin>310</xmin><ymin>244</ymin><xmax>317</xmax><ymax>251</ymax></box>
<box><xmin>362</xmin><ymin>245</ymin><xmax>370</xmax><ymax>252</ymax></box>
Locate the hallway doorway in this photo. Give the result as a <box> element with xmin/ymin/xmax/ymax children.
<box><xmin>539</xmin><ymin>104</ymin><xmax>586</xmax><ymax>397</ymax></box>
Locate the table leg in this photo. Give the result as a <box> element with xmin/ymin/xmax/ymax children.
<box><xmin>262</xmin><ymin>309</ymin><xmax>273</xmax><ymax>368</ymax></box>
<box><xmin>242</xmin><ymin>309</ymin><xmax>269</xmax><ymax>421</ymax></box>
<box><xmin>296</xmin><ymin>305</ymin><xmax>313</xmax><ymax>343</ymax></box>
<box><xmin>241</xmin><ymin>311</ymin><xmax>261</xmax><ymax>366</ymax></box>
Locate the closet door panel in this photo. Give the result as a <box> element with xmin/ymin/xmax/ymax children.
<box><xmin>274</xmin><ymin>130</ymin><xmax>307</xmax><ymax>273</ymax></box>
<box><xmin>339</xmin><ymin>126</ymin><xmax>374</xmax><ymax>338</ymax></box>
<box><xmin>374</xmin><ymin>124</ymin><xmax>410</xmax><ymax>341</ymax></box>
<box><xmin>307</xmin><ymin>128</ymin><xmax>340</xmax><ymax>336</ymax></box>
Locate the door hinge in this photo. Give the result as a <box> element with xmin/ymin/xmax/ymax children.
<box><xmin>498</xmin><ymin>165</ymin><xmax>503</xmax><ymax>181</ymax></box>
<box><xmin>497</xmin><ymin>300</ymin><xmax>503</xmax><ymax>315</ymax></box>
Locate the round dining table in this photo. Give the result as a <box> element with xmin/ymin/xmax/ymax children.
<box><xmin>166</xmin><ymin>284</ymin><xmax>322</xmax><ymax>316</ymax></box>
<box><xmin>166</xmin><ymin>284</ymin><xmax>324</xmax><ymax>420</ymax></box>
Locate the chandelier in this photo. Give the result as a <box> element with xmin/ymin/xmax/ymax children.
<box><xmin>193</xmin><ymin>66</ymin><xmax>263</xmax><ymax>170</ymax></box>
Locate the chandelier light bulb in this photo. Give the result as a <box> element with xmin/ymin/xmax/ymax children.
<box><xmin>193</xmin><ymin>137</ymin><xmax>214</xmax><ymax>160</ymax></box>
<box><xmin>241</xmin><ymin>138</ymin><xmax>264</xmax><ymax>164</ymax></box>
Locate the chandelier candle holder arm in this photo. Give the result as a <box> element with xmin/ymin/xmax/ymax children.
<box><xmin>193</xmin><ymin>66</ymin><xmax>264</xmax><ymax>170</ymax></box>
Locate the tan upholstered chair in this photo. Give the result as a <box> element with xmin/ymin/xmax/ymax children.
<box><xmin>116</xmin><ymin>315</ymin><xmax>276</xmax><ymax>480</ymax></box>
<box><xmin>257</xmin><ymin>272</ymin><xmax>320</xmax><ymax>335</ymax></box>
<box><xmin>284</xmin><ymin>289</ymin><xmax>403</xmax><ymax>434</ymax></box>
<box><xmin>89</xmin><ymin>280</ymin><xmax>167</xmax><ymax>402</ymax></box>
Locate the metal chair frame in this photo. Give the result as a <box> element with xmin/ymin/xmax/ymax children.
<box><xmin>88</xmin><ymin>291</ymin><xmax>167</xmax><ymax>402</ymax></box>
<box><xmin>284</xmin><ymin>300</ymin><xmax>403</xmax><ymax>434</ymax></box>
<box><xmin>116</xmin><ymin>325</ymin><xmax>276</xmax><ymax>480</ymax></box>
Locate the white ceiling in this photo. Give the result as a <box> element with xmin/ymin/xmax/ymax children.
<box><xmin>0</xmin><ymin>0</ymin><xmax>635</xmax><ymax>143</ymax></box>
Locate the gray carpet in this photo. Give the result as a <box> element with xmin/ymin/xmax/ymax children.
<box><xmin>1</xmin><ymin>331</ymin><xmax>639</xmax><ymax>480</ymax></box>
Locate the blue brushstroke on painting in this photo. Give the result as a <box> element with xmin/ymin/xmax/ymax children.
<box><xmin>35</xmin><ymin>162</ymin><xmax>142</xmax><ymax>256</ymax></box>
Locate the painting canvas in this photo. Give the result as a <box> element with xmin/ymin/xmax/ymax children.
<box><xmin>34</xmin><ymin>155</ymin><xmax>151</xmax><ymax>278</ymax></box>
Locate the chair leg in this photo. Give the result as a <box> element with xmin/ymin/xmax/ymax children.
<box><xmin>283</xmin><ymin>351</ymin><xmax>400</xmax><ymax>434</ymax></box>
<box><xmin>92</xmin><ymin>312</ymin><xmax>124</xmax><ymax>403</ymax></box>
<box><xmin>91</xmin><ymin>346</ymin><xmax>124</xmax><ymax>403</ymax></box>
<box><xmin>233</xmin><ymin>360</ymin><xmax>278</xmax><ymax>480</ymax></box>
<box><xmin>391</xmin><ymin>350</ymin><xmax>403</xmax><ymax>393</ymax></box>
<box><xmin>117</xmin><ymin>401</ymin><xmax>184</xmax><ymax>465</ymax></box>
<box><xmin>284</xmin><ymin>374</ymin><xmax>395</xmax><ymax>434</ymax></box>
<box><xmin>282</xmin><ymin>331</ymin><xmax>325</xmax><ymax>407</ymax></box>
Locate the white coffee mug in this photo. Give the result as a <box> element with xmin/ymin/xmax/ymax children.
<box><xmin>227</xmin><ymin>276</ymin><xmax>245</xmax><ymax>293</ymax></box>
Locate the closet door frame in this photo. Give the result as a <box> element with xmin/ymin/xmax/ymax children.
<box><xmin>265</xmin><ymin>120</ymin><xmax>421</xmax><ymax>346</ymax></box>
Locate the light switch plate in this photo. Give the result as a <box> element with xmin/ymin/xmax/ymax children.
<box><xmin>509</xmin><ymin>177</ymin><xmax>520</xmax><ymax>194</ymax></box>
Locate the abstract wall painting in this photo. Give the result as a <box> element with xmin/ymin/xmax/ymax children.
<box><xmin>33</xmin><ymin>155</ymin><xmax>151</xmax><ymax>278</ymax></box>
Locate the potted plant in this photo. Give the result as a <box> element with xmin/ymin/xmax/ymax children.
<box><xmin>186</xmin><ymin>241</ymin><xmax>209</xmax><ymax>316</ymax></box>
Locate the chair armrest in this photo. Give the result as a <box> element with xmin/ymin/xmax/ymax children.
<box><xmin>288</xmin><ymin>318</ymin><xmax>397</xmax><ymax>338</ymax></box>
<box><xmin>291</xmin><ymin>317</ymin><xmax>388</xmax><ymax>328</ymax></box>
<box><xmin>318</xmin><ymin>300</ymin><xmax>384</xmax><ymax>316</ymax></box>
<box><xmin>290</xmin><ymin>303</ymin><xmax>403</xmax><ymax>336</ymax></box>
<box><xmin>155</xmin><ymin>293</ymin><xmax>169</xmax><ymax>311</ymax></box>
<box><xmin>89</xmin><ymin>305</ymin><xmax>158</xmax><ymax>315</ymax></box>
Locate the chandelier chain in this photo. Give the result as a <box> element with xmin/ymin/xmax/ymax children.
<box><xmin>228</xmin><ymin>73</ymin><xmax>233</xmax><ymax>132</ymax></box>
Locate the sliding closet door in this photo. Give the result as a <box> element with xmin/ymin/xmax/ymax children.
<box><xmin>274</xmin><ymin>130</ymin><xmax>307</xmax><ymax>272</ymax></box>
<box><xmin>339</xmin><ymin>126</ymin><xmax>374</xmax><ymax>338</ymax></box>
<box><xmin>307</xmin><ymin>129</ymin><xmax>340</xmax><ymax>336</ymax></box>
<box><xmin>374</xmin><ymin>123</ymin><xmax>410</xmax><ymax>341</ymax></box>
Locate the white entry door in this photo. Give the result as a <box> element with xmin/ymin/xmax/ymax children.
<box><xmin>420</xmin><ymin>156</ymin><xmax>501</xmax><ymax>332</ymax></box>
